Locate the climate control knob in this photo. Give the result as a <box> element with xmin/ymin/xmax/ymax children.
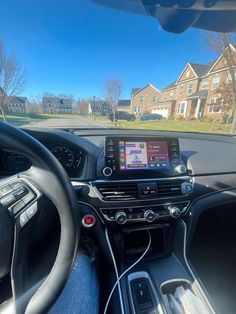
<box><xmin>168</xmin><ymin>206</ymin><xmax>182</xmax><ymax>218</ymax></box>
<box><xmin>115</xmin><ymin>211</ymin><xmax>127</xmax><ymax>224</ymax></box>
<box><xmin>144</xmin><ymin>210</ymin><xmax>156</xmax><ymax>222</ymax></box>
<box><xmin>175</xmin><ymin>165</ymin><xmax>187</xmax><ymax>174</ymax></box>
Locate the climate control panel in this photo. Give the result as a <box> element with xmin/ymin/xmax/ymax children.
<box><xmin>100</xmin><ymin>201</ymin><xmax>189</xmax><ymax>224</ymax></box>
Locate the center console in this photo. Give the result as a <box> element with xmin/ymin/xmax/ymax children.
<box><xmin>93</xmin><ymin>136</ymin><xmax>194</xmax><ymax>226</ymax></box>
<box><xmin>77</xmin><ymin>135</ymin><xmax>215</xmax><ymax>314</ymax></box>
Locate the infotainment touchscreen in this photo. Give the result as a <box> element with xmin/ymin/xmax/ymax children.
<box><xmin>119</xmin><ymin>140</ymin><xmax>170</xmax><ymax>171</ymax></box>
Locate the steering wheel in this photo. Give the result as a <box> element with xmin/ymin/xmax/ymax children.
<box><xmin>0</xmin><ymin>122</ymin><xmax>79</xmax><ymax>314</ymax></box>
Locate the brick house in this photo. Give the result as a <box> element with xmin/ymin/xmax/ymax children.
<box><xmin>151</xmin><ymin>81</ymin><xmax>177</xmax><ymax>118</ymax></box>
<box><xmin>6</xmin><ymin>96</ymin><xmax>30</xmax><ymax>114</ymax></box>
<box><xmin>90</xmin><ymin>100</ymin><xmax>112</xmax><ymax>116</ymax></box>
<box><xmin>42</xmin><ymin>97</ymin><xmax>73</xmax><ymax>114</ymax></box>
<box><xmin>157</xmin><ymin>44</ymin><xmax>236</xmax><ymax>120</ymax></box>
<box><xmin>117</xmin><ymin>99</ymin><xmax>131</xmax><ymax>113</ymax></box>
<box><xmin>131</xmin><ymin>83</ymin><xmax>161</xmax><ymax>115</ymax></box>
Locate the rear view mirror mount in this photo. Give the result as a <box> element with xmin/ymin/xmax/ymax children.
<box><xmin>142</xmin><ymin>0</ymin><xmax>236</xmax><ymax>33</ymax></box>
<box><xmin>91</xmin><ymin>0</ymin><xmax>236</xmax><ymax>33</ymax></box>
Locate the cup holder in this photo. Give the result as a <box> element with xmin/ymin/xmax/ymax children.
<box><xmin>161</xmin><ymin>279</ymin><xmax>212</xmax><ymax>314</ymax></box>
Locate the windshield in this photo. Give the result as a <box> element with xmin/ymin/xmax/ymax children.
<box><xmin>1</xmin><ymin>0</ymin><xmax>236</xmax><ymax>135</ymax></box>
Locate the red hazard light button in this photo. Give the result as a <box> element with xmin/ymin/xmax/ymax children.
<box><xmin>82</xmin><ymin>214</ymin><xmax>96</xmax><ymax>228</ymax></box>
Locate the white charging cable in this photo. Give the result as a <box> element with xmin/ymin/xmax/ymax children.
<box><xmin>104</xmin><ymin>229</ymin><xmax>152</xmax><ymax>314</ymax></box>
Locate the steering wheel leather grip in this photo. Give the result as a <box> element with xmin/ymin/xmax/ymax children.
<box><xmin>0</xmin><ymin>122</ymin><xmax>79</xmax><ymax>314</ymax></box>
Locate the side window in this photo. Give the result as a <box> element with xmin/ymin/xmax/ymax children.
<box><xmin>211</xmin><ymin>75</ymin><xmax>220</xmax><ymax>90</ymax></box>
<box><xmin>178</xmin><ymin>84</ymin><xmax>185</xmax><ymax>96</ymax></box>
<box><xmin>187</xmin><ymin>82</ymin><xmax>193</xmax><ymax>95</ymax></box>
<box><xmin>178</xmin><ymin>102</ymin><xmax>186</xmax><ymax>114</ymax></box>
<box><xmin>200</xmin><ymin>79</ymin><xmax>208</xmax><ymax>90</ymax></box>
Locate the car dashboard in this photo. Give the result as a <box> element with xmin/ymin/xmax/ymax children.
<box><xmin>1</xmin><ymin>127</ymin><xmax>236</xmax><ymax>227</ymax></box>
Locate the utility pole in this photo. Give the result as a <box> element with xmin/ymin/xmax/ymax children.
<box><xmin>93</xmin><ymin>96</ymin><xmax>96</xmax><ymax>121</ymax></box>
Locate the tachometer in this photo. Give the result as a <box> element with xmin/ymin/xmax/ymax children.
<box><xmin>51</xmin><ymin>146</ymin><xmax>75</xmax><ymax>168</ymax></box>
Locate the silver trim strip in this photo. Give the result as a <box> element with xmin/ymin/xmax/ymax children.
<box><xmin>180</xmin><ymin>219</ymin><xmax>216</xmax><ymax>314</ymax></box>
<box><xmin>105</xmin><ymin>228</ymin><xmax>125</xmax><ymax>314</ymax></box>
<box><xmin>93</xmin><ymin>176</ymin><xmax>192</xmax><ymax>183</ymax></box>
<box><xmin>128</xmin><ymin>271</ymin><xmax>164</xmax><ymax>314</ymax></box>
<box><xmin>90</xmin><ymin>177</ymin><xmax>194</xmax><ymax>204</ymax></box>
<box><xmin>101</xmin><ymin>201</ymin><xmax>190</xmax><ymax>222</ymax></box>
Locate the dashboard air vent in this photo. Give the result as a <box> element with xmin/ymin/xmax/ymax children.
<box><xmin>95</xmin><ymin>183</ymin><xmax>139</xmax><ymax>200</ymax></box>
<box><xmin>157</xmin><ymin>180</ymin><xmax>183</xmax><ymax>197</ymax></box>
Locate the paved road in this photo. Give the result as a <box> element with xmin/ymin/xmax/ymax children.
<box><xmin>22</xmin><ymin>116</ymin><xmax>114</xmax><ymax>128</ymax></box>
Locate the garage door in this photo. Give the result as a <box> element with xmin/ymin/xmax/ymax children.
<box><xmin>151</xmin><ymin>107</ymin><xmax>168</xmax><ymax>118</ymax></box>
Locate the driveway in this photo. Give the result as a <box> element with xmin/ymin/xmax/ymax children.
<box><xmin>22</xmin><ymin>116</ymin><xmax>115</xmax><ymax>128</ymax></box>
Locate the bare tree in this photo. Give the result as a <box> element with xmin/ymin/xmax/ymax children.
<box><xmin>58</xmin><ymin>94</ymin><xmax>74</xmax><ymax>100</ymax></box>
<box><xmin>103</xmin><ymin>76</ymin><xmax>122</xmax><ymax>125</ymax></box>
<box><xmin>207</xmin><ymin>33</ymin><xmax>236</xmax><ymax>133</ymax></box>
<box><xmin>0</xmin><ymin>41</ymin><xmax>27</xmax><ymax>121</ymax></box>
<box><xmin>74</xmin><ymin>99</ymin><xmax>90</xmax><ymax>115</ymax></box>
<box><xmin>28</xmin><ymin>96</ymin><xmax>43</xmax><ymax>114</ymax></box>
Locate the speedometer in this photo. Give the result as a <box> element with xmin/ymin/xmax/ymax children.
<box><xmin>51</xmin><ymin>146</ymin><xmax>75</xmax><ymax>168</ymax></box>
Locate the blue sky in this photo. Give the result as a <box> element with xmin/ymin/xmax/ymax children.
<box><xmin>0</xmin><ymin>0</ymin><xmax>217</xmax><ymax>100</ymax></box>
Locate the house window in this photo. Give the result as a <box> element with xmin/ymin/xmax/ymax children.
<box><xmin>140</xmin><ymin>96</ymin><xmax>144</xmax><ymax>102</ymax></box>
<box><xmin>208</xmin><ymin>106</ymin><xmax>222</xmax><ymax>113</ymax></box>
<box><xmin>208</xmin><ymin>98</ymin><xmax>222</xmax><ymax>113</ymax></box>
<box><xmin>163</xmin><ymin>93</ymin><xmax>167</xmax><ymax>101</ymax></box>
<box><xmin>153</xmin><ymin>96</ymin><xmax>157</xmax><ymax>102</ymax></box>
<box><xmin>178</xmin><ymin>102</ymin><xmax>186</xmax><ymax>114</ymax></box>
<box><xmin>226</xmin><ymin>71</ymin><xmax>236</xmax><ymax>83</ymax></box>
<box><xmin>200</xmin><ymin>79</ymin><xmax>208</xmax><ymax>90</ymax></box>
<box><xmin>211</xmin><ymin>75</ymin><xmax>220</xmax><ymax>90</ymax></box>
<box><xmin>186</xmin><ymin>70</ymin><xmax>190</xmax><ymax>78</ymax></box>
<box><xmin>187</xmin><ymin>82</ymin><xmax>193</xmax><ymax>95</ymax></box>
<box><xmin>178</xmin><ymin>84</ymin><xmax>185</xmax><ymax>96</ymax></box>
<box><xmin>169</xmin><ymin>90</ymin><xmax>174</xmax><ymax>100</ymax></box>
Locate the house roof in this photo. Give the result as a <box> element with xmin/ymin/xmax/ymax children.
<box><xmin>162</xmin><ymin>81</ymin><xmax>176</xmax><ymax>91</ymax></box>
<box><xmin>42</xmin><ymin>96</ymin><xmax>72</xmax><ymax>106</ymax></box>
<box><xmin>131</xmin><ymin>88</ymin><xmax>141</xmax><ymax>96</ymax></box>
<box><xmin>42</xmin><ymin>96</ymin><xmax>57</xmax><ymax>103</ymax></box>
<box><xmin>118</xmin><ymin>99</ymin><xmax>131</xmax><ymax>107</ymax></box>
<box><xmin>189</xmin><ymin>63</ymin><xmax>210</xmax><ymax>78</ymax></box>
<box><xmin>131</xmin><ymin>83</ymin><xmax>160</xmax><ymax>97</ymax></box>
<box><xmin>8</xmin><ymin>96</ymin><xmax>28</xmax><ymax>103</ymax></box>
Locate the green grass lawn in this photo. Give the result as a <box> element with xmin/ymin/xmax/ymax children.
<box><xmin>85</xmin><ymin>115</ymin><xmax>109</xmax><ymax>121</ymax></box>
<box><xmin>0</xmin><ymin>114</ymin><xmax>33</xmax><ymax>119</ymax></box>
<box><xmin>118</xmin><ymin>119</ymin><xmax>232</xmax><ymax>135</ymax></box>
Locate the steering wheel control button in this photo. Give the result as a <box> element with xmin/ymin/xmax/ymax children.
<box><xmin>0</xmin><ymin>184</ymin><xmax>13</xmax><ymax>197</ymax></box>
<box><xmin>19</xmin><ymin>212</ymin><xmax>29</xmax><ymax>228</ymax></box>
<box><xmin>25</xmin><ymin>203</ymin><xmax>38</xmax><ymax>219</ymax></box>
<box><xmin>22</xmin><ymin>191</ymin><xmax>36</xmax><ymax>206</ymax></box>
<box><xmin>115</xmin><ymin>211</ymin><xmax>127</xmax><ymax>224</ymax></box>
<box><xmin>12</xmin><ymin>200</ymin><xmax>25</xmax><ymax>215</ymax></box>
<box><xmin>13</xmin><ymin>186</ymin><xmax>29</xmax><ymax>200</ymax></box>
<box><xmin>10</xmin><ymin>182</ymin><xmax>22</xmax><ymax>190</ymax></box>
<box><xmin>82</xmin><ymin>214</ymin><xmax>96</xmax><ymax>228</ymax></box>
<box><xmin>1</xmin><ymin>194</ymin><xmax>16</xmax><ymax>207</ymax></box>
